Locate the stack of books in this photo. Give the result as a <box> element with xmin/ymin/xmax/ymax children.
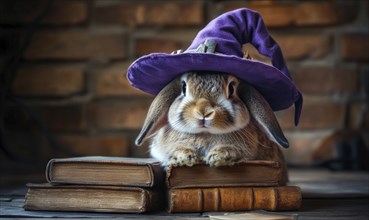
<box><xmin>24</xmin><ymin>157</ymin><xmax>165</xmax><ymax>213</ymax></box>
<box><xmin>165</xmin><ymin>161</ymin><xmax>302</xmax><ymax>212</ymax></box>
<box><xmin>24</xmin><ymin>156</ymin><xmax>302</xmax><ymax>213</ymax></box>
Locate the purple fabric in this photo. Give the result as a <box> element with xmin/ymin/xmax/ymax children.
<box><xmin>127</xmin><ymin>8</ymin><xmax>303</xmax><ymax>125</ymax></box>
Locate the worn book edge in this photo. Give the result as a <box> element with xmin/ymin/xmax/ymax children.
<box><xmin>24</xmin><ymin>183</ymin><xmax>162</xmax><ymax>213</ymax></box>
<box><xmin>166</xmin><ymin>160</ymin><xmax>284</xmax><ymax>188</ymax></box>
<box><xmin>45</xmin><ymin>156</ymin><xmax>164</xmax><ymax>187</ymax></box>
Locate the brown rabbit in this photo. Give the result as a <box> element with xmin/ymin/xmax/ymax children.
<box><xmin>136</xmin><ymin>72</ymin><xmax>289</xmax><ymax>180</ymax></box>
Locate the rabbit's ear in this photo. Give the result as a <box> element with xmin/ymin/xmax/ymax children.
<box><xmin>239</xmin><ymin>82</ymin><xmax>289</xmax><ymax>148</ymax></box>
<box><xmin>135</xmin><ymin>79</ymin><xmax>181</xmax><ymax>146</ymax></box>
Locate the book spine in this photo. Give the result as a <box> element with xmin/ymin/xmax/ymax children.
<box><xmin>45</xmin><ymin>159</ymin><xmax>55</xmax><ymax>183</ymax></box>
<box><xmin>168</xmin><ymin>186</ymin><xmax>301</xmax><ymax>212</ymax></box>
<box><xmin>150</xmin><ymin>163</ymin><xmax>165</xmax><ymax>188</ymax></box>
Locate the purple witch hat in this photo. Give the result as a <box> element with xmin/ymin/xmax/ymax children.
<box><xmin>127</xmin><ymin>8</ymin><xmax>303</xmax><ymax>125</ymax></box>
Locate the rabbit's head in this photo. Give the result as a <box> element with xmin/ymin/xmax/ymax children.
<box><xmin>167</xmin><ymin>72</ymin><xmax>249</xmax><ymax>135</ymax></box>
<box><xmin>135</xmin><ymin>72</ymin><xmax>289</xmax><ymax>148</ymax></box>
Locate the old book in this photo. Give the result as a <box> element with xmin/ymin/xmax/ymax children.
<box><xmin>166</xmin><ymin>160</ymin><xmax>286</xmax><ymax>188</ymax></box>
<box><xmin>46</xmin><ymin>156</ymin><xmax>163</xmax><ymax>187</ymax></box>
<box><xmin>168</xmin><ymin>186</ymin><xmax>301</xmax><ymax>212</ymax></box>
<box><xmin>24</xmin><ymin>183</ymin><xmax>162</xmax><ymax>213</ymax></box>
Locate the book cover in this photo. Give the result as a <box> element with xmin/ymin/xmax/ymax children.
<box><xmin>46</xmin><ymin>156</ymin><xmax>164</xmax><ymax>187</ymax></box>
<box><xmin>166</xmin><ymin>160</ymin><xmax>286</xmax><ymax>188</ymax></box>
<box><xmin>24</xmin><ymin>183</ymin><xmax>163</xmax><ymax>213</ymax></box>
<box><xmin>168</xmin><ymin>186</ymin><xmax>301</xmax><ymax>212</ymax></box>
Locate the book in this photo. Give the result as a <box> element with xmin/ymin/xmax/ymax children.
<box><xmin>166</xmin><ymin>160</ymin><xmax>286</xmax><ymax>188</ymax></box>
<box><xmin>45</xmin><ymin>156</ymin><xmax>164</xmax><ymax>187</ymax></box>
<box><xmin>24</xmin><ymin>183</ymin><xmax>162</xmax><ymax>213</ymax></box>
<box><xmin>168</xmin><ymin>186</ymin><xmax>301</xmax><ymax>212</ymax></box>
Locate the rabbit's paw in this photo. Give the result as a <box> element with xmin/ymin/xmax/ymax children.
<box><xmin>205</xmin><ymin>146</ymin><xmax>239</xmax><ymax>167</ymax></box>
<box><xmin>168</xmin><ymin>148</ymin><xmax>199</xmax><ymax>167</ymax></box>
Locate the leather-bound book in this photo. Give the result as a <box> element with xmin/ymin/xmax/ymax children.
<box><xmin>46</xmin><ymin>156</ymin><xmax>164</xmax><ymax>187</ymax></box>
<box><xmin>168</xmin><ymin>186</ymin><xmax>301</xmax><ymax>212</ymax></box>
<box><xmin>24</xmin><ymin>183</ymin><xmax>162</xmax><ymax>213</ymax></box>
<box><xmin>166</xmin><ymin>160</ymin><xmax>286</xmax><ymax>188</ymax></box>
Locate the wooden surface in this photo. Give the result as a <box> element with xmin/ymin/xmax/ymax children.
<box><xmin>1</xmin><ymin>169</ymin><xmax>368</xmax><ymax>219</ymax></box>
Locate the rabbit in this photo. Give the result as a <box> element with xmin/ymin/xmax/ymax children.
<box><xmin>135</xmin><ymin>71</ymin><xmax>289</xmax><ymax>179</ymax></box>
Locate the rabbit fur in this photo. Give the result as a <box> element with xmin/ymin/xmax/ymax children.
<box><xmin>136</xmin><ymin>72</ymin><xmax>288</xmax><ymax>176</ymax></box>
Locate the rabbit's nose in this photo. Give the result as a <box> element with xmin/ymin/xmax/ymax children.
<box><xmin>194</xmin><ymin>108</ymin><xmax>215</xmax><ymax>120</ymax></box>
<box><xmin>195</xmin><ymin>110</ymin><xmax>215</xmax><ymax>128</ymax></box>
<box><xmin>194</xmin><ymin>98</ymin><xmax>215</xmax><ymax>120</ymax></box>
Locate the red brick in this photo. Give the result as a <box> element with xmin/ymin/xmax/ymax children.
<box><xmin>277</xmin><ymin>98</ymin><xmax>345</xmax><ymax>130</ymax></box>
<box><xmin>274</xmin><ymin>35</ymin><xmax>332</xmax><ymax>60</ymax></box>
<box><xmin>40</xmin><ymin>105</ymin><xmax>87</xmax><ymax>132</ymax></box>
<box><xmin>5</xmin><ymin>131</ymin><xmax>133</xmax><ymax>160</ymax></box>
<box><xmin>294</xmin><ymin>2</ymin><xmax>356</xmax><ymax>26</ymax></box>
<box><xmin>24</xmin><ymin>30</ymin><xmax>126</xmax><ymax>60</ymax></box>
<box><xmin>95</xmin><ymin>63</ymin><xmax>149</xmax><ymax>97</ymax></box>
<box><xmin>43</xmin><ymin>0</ymin><xmax>88</xmax><ymax>25</ymax></box>
<box><xmin>291</xmin><ymin>66</ymin><xmax>358</xmax><ymax>96</ymax></box>
<box><xmin>56</xmin><ymin>135</ymin><xmax>130</xmax><ymax>157</ymax></box>
<box><xmin>4</xmin><ymin>104</ymin><xmax>88</xmax><ymax>132</ymax></box>
<box><xmin>311</xmin><ymin>129</ymin><xmax>369</xmax><ymax>163</ymax></box>
<box><xmin>92</xmin><ymin>3</ymin><xmax>133</xmax><ymax>25</ymax></box>
<box><xmin>133</xmin><ymin>29</ymin><xmax>197</xmax><ymax>56</ymax></box>
<box><xmin>223</xmin><ymin>3</ymin><xmax>295</xmax><ymax>28</ymax></box>
<box><xmin>341</xmin><ymin>33</ymin><xmax>369</xmax><ymax>62</ymax></box>
<box><xmin>92</xmin><ymin>2</ymin><xmax>203</xmax><ymax>26</ymax></box>
<box><xmin>87</xmin><ymin>101</ymin><xmax>152</xmax><ymax>130</ymax></box>
<box><xmin>12</xmin><ymin>64</ymin><xmax>84</xmax><ymax>97</ymax></box>
<box><xmin>222</xmin><ymin>1</ymin><xmax>356</xmax><ymax>27</ymax></box>
<box><xmin>4</xmin><ymin>105</ymin><xmax>86</xmax><ymax>132</ymax></box>
<box><xmin>0</xmin><ymin>0</ymin><xmax>88</xmax><ymax>25</ymax></box>
<box><xmin>188</xmin><ymin>32</ymin><xmax>330</xmax><ymax>60</ymax></box>
<box><xmin>135</xmin><ymin>38</ymin><xmax>183</xmax><ymax>56</ymax></box>
<box><xmin>348</xmin><ymin>101</ymin><xmax>369</xmax><ymax>130</ymax></box>
<box><xmin>283</xmin><ymin>132</ymin><xmax>329</xmax><ymax>164</ymax></box>
<box><xmin>138</xmin><ymin>2</ymin><xmax>203</xmax><ymax>26</ymax></box>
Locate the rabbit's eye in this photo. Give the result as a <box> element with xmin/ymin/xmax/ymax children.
<box><xmin>182</xmin><ymin>81</ymin><xmax>187</xmax><ymax>96</ymax></box>
<box><xmin>228</xmin><ymin>82</ymin><xmax>235</xmax><ymax>98</ymax></box>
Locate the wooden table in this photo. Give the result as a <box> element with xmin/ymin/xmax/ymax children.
<box><xmin>1</xmin><ymin>169</ymin><xmax>368</xmax><ymax>219</ymax></box>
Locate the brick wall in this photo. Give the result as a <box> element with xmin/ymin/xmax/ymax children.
<box><xmin>1</xmin><ymin>0</ymin><xmax>368</xmax><ymax>185</ymax></box>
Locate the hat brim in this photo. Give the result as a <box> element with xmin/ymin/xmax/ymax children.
<box><xmin>127</xmin><ymin>52</ymin><xmax>301</xmax><ymax>112</ymax></box>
